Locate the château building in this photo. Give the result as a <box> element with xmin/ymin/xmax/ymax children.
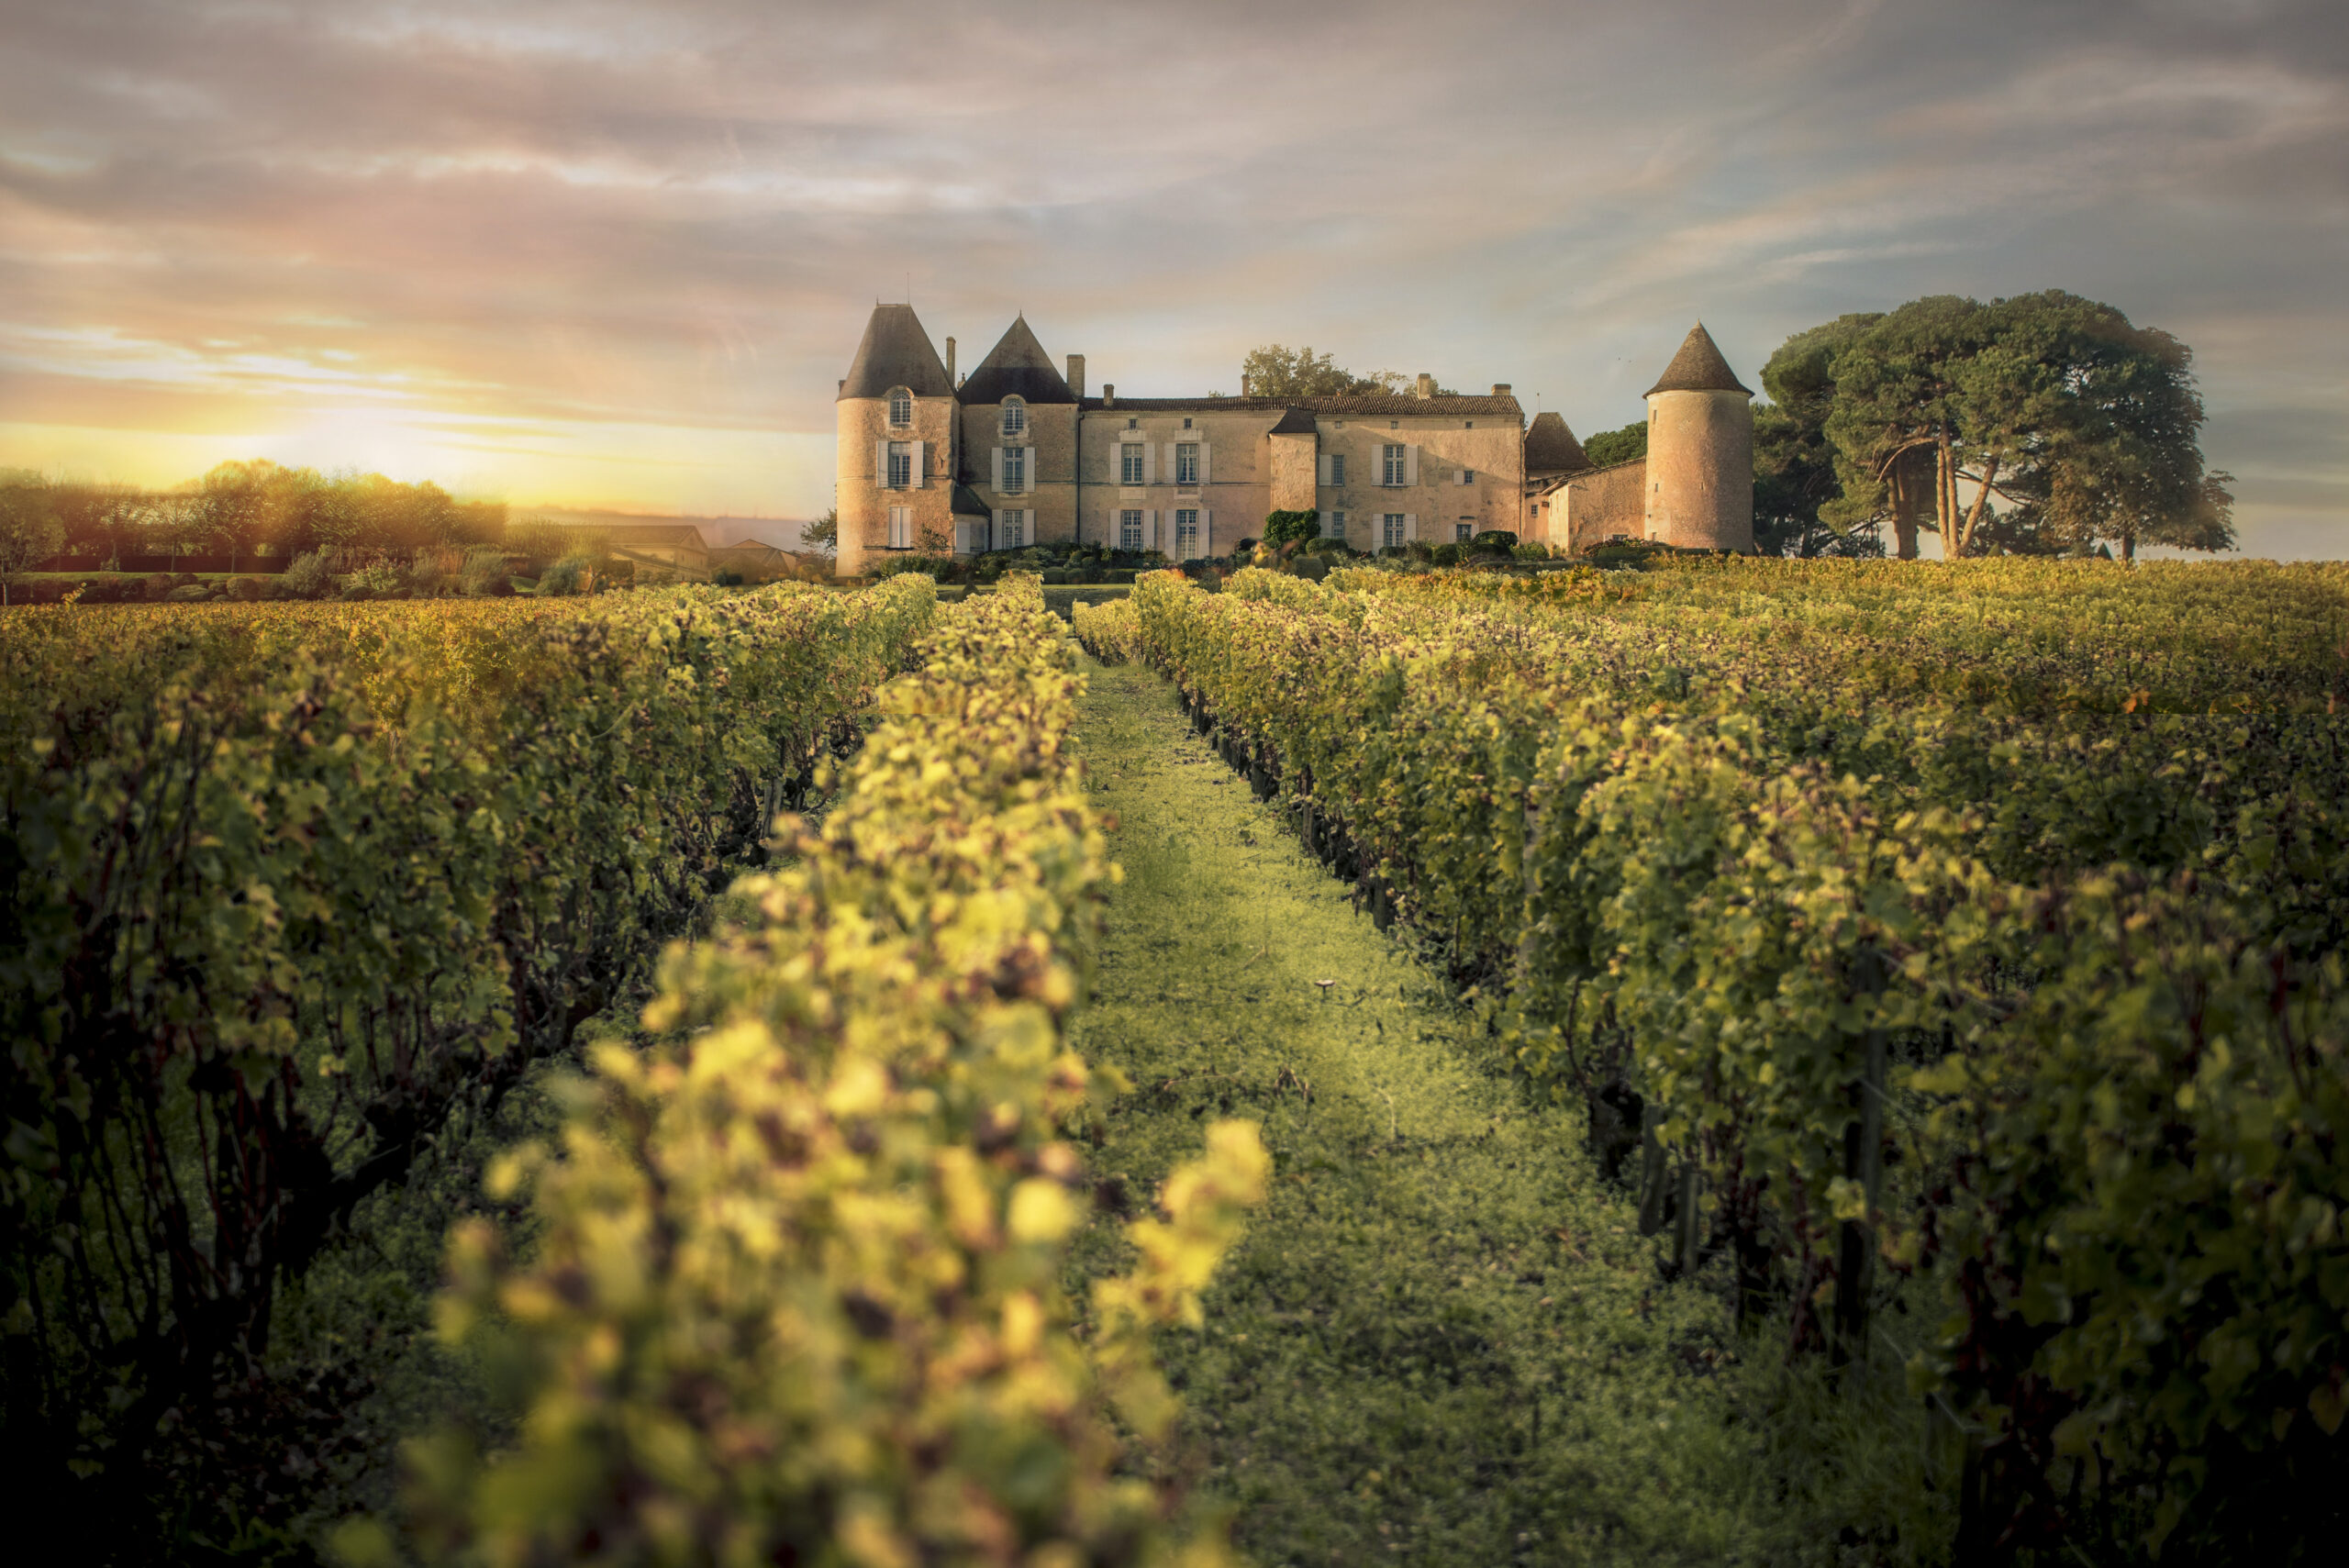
<box><xmin>832</xmin><ymin>306</ymin><xmax>1753</xmax><ymax>576</ymax></box>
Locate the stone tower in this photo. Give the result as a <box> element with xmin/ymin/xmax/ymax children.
<box><xmin>836</xmin><ymin>304</ymin><xmax>955</xmax><ymax>577</ymax></box>
<box><xmin>1641</xmin><ymin>323</ymin><xmax>1753</xmax><ymax>553</ymax></box>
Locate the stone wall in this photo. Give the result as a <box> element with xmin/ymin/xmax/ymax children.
<box><xmin>1541</xmin><ymin>460</ymin><xmax>1647</xmax><ymax>552</ymax></box>
<box><xmin>837</xmin><ymin>391</ymin><xmax>957</xmax><ymax>576</ymax></box>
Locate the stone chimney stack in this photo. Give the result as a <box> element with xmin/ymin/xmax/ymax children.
<box><xmin>1492</xmin><ymin>383</ymin><xmax>1511</xmax><ymax>395</ymax></box>
<box><xmin>1103</xmin><ymin>383</ymin><xmax>1116</xmax><ymax>407</ymax></box>
<box><xmin>1066</xmin><ymin>353</ymin><xmax>1085</xmax><ymax>397</ymax></box>
<box><xmin>945</xmin><ymin>337</ymin><xmax>955</xmax><ymax>384</ymax></box>
<box><xmin>1415</xmin><ymin>373</ymin><xmax>1436</xmax><ymax>399</ymax></box>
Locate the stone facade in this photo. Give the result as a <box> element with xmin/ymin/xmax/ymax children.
<box><xmin>834</xmin><ymin>309</ymin><xmax>1754</xmax><ymax>573</ymax></box>
<box><xmin>1529</xmin><ymin>460</ymin><xmax>1647</xmax><ymax>552</ymax></box>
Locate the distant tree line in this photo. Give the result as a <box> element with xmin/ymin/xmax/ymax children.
<box><xmin>0</xmin><ymin>460</ymin><xmax>506</xmax><ymax>573</ymax></box>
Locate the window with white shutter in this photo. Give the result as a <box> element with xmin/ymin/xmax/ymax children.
<box><xmin>1329</xmin><ymin>453</ymin><xmax>1346</xmax><ymax>487</ymax></box>
<box><xmin>1119</xmin><ymin>509</ymin><xmax>1143</xmax><ymax>550</ymax></box>
<box><xmin>887</xmin><ymin>443</ymin><xmax>912</xmax><ymax>489</ymax></box>
<box><xmin>1382</xmin><ymin>444</ymin><xmax>1406</xmax><ymax>486</ymax></box>
<box><xmin>1174</xmin><ymin>508</ymin><xmax>1200</xmax><ymax>559</ymax></box>
<box><xmin>1002</xmin><ymin>447</ymin><xmax>1028</xmax><ymax>494</ymax></box>
<box><xmin>1120</xmin><ymin>444</ymin><xmax>1144</xmax><ymax>485</ymax></box>
<box><xmin>1455</xmin><ymin>521</ymin><xmax>1473</xmax><ymax>542</ymax></box>
<box><xmin>1000</xmin><ymin>509</ymin><xmax>1027</xmax><ymax>548</ymax></box>
<box><xmin>1326</xmin><ymin>510</ymin><xmax>1346</xmax><ymax>539</ymax></box>
<box><xmin>1175</xmin><ymin>443</ymin><xmax>1199</xmax><ymax>486</ymax></box>
<box><xmin>1382</xmin><ymin>513</ymin><xmax>1406</xmax><ymax>549</ymax></box>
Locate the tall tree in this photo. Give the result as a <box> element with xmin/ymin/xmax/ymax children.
<box><xmin>1820</xmin><ymin>295</ymin><xmax>1994</xmax><ymax>557</ymax></box>
<box><xmin>0</xmin><ymin>470</ymin><xmax>65</xmax><ymax>606</ymax></box>
<box><xmin>1237</xmin><ymin>344</ymin><xmax>1417</xmax><ymax>398</ymax></box>
<box><xmin>1581</xmin><ymin>421</ymin><xmax>1647</xmax><ymax>469</ymax></box>
<box><xmin>1953</xmin><ymin>294</ymin><xmax>2232</xmax><ymax>559</ymax></box>
<box><xmin>1754</xmin><ymin>316</ymin><xmax>1884</xmax><ymax>557</ymax></box>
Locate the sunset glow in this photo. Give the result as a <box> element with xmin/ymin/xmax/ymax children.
<box><xmin>4</xmin><ymin>0</ymin><xmax>2343</xmax><ymax>550</ymax></box>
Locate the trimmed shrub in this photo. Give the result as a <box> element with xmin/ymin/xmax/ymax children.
<box><xmin>281</xmin><ymin>550</ymin><xmax>338</xmax><ymax>599</ymax></box>
<box><xmin>458</xmin><ymin>549</ymin><xmax>511</xmax><ymax>596</ymax></box>
<box><xmin>1263</xmin><ymin>509</ymin><xmax>1320</xmax><ymax>547</ymax></box>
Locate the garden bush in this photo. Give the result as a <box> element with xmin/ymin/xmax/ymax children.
<box><xmin>281</xmin><ymin>549</ymin><xmax>338</xmax><ymax>599</ymax></box>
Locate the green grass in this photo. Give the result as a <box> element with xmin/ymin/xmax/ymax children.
<box><xmin>936</xmin><ymin>582</ymin><xmax>1133</xmax><ymax>618</ymax></box>
<box><xmin>1066</xmin><ymin>655</ymin><xmax>1878</xmax><ymax>1566</ymax></box>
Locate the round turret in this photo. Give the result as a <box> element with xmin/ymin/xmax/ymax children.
<box><xmin>1641</xmin><ymin>324</ymin><xmax>1753</xmax><ymax>553</ymax></box>
<box><xmin>836</xmin><ymin>304</ymin><xmax>956</xmax><ymax>577</ymax></box>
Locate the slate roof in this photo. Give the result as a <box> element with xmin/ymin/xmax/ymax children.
<box><xmin>1081</xmin><ymin>394</ymin><xmax>1523</xmax><ymax>417</ymax></box>
<box><xmin>840</xmin><ymin>304</ymin><xmax>953</xmax><ymax>401</ymax></box>
<box><xmin>1523</xmin><ymin>411</ymin><xmax>1591</xmax><ymax>473</ymax></box>
<box><xmin>1644</xmin><ymin>323</ymin><xmax>1752</xmax><ymax>398</ymax></box>
<box><xmin>952</xmin><ymin>484</ymin><xmax>992</xmax><ymax>517</ymax></box>
<box><xmin>1266</xmin><ymin>406</ymin><xmax>1319</xmax><ymax>435</ymax></box>
<box><xmin>958</xmin><ymin>317</ymin><xmax>1076</xmax><ymax>406</ymax></box>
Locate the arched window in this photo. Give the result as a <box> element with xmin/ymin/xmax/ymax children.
<box><xmin>887</xmin><ymin>387</ymin><xmax>913</xmax><ymax>428</ymax></box>
<box><xmin>1001</xmin><ymin>396</ymin><xmax>1027</xmax><ymax>438</ymax></box>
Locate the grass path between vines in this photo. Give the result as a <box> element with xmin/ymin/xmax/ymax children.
<box><xmin>1066</xmin><ymin>655</ymin><xmax>1797</xmax><ymax>1568</ymax></box>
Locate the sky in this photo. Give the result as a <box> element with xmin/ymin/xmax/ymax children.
<box><xmin>2</xmin><ymin>0</ymin><xmax>2343</xmax><ymax>556</ymax></box>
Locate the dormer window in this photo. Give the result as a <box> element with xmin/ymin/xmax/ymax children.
<box><xmin>1002</xmin><ymin>397</ymin><xmax>1027</xmax><ymax>438</ymax></box>
<box><xmin>888</xmin><ymin>387</ymin><xmax>913</xmax><ymax>428</ymax></box>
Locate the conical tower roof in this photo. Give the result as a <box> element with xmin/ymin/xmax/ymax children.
<box><xmin>958</xmin><ymin>316</ymin><xmax>1075</xmax><ymax>405</ymax></box>
<box><xmin>1523</xmin><ymin>411</ymin><xmax>1591</xmax><ymax>474</ymax></box>
<box><xmin>1643</xmin><ymin>323</ymin><xmax>1752</xmax><ymax>398</ymax></box>
<box><xmin>840</xmin><ymin>304</ymin><xmax>952</xmax><ymax>400</ymax></box>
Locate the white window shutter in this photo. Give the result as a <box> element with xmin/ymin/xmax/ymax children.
<box><xmin>991</xmin><ymin>508</ymin><xmax>1003</xmax><ymax>549</ymax></box>
<box><xmin>1025</xmin><ymin>446</ymin><xmax>1036</xmax><ymax>494</ymax></box>
<box><xmin>1406</xmin><ymin>446</ymin><xmax>1419</xmax><ymax>486</ymax></box>
<box><xmin>1199</xmin><ymin>444</ymin><xmax>1211</xmax><ymax>484</ymax></box>
<box><xmin>1202</xmin><ymin>509</ymin><xmax>1212</xmax><ymax>555</ymax></box>
<box><xmin>991</xmin><ymin>447</ymin><xmax>1004</xmax><ymax>491</ymax></box>
<box><xmin>874</xmin><ymin>439</ymin><xmax>887</xmax><ymax>487</ymax></box>
<box><xmin>1143</xmin><ymin>443</ymin><xmax>1155</xmax><ymax>484</ymax></box>
<box><xmin>1147</xmin><ymin>508</ymin><xmax>1158</xmax><ymax>550</ymax></box>
<box><xmin>1164</xmin><ymin>443</ymin><xmax>1176</xmax><ymax>482</ymax></box>
<box><xmin>1405</xmin><ymin>513</ymin><xmax>1419</xmax><ymax>542</ymax></box>
<box><xmin>910</xmin><ymin>440</ymin><xmax>925</xmax><ymax>489</ymax></box>
<box><xmin>1319</xmin><ymin>454</ymin><xmax>1331</xmax><ymax>485</ymax></box>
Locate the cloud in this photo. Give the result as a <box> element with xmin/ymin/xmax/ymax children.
<box><xmin>0</xmin><ymin>0</ymin><xmax>2342</xmax><ymax>551</ymax></box>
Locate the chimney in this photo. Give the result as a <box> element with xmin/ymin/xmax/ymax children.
<box><xmin>1492</xmin><ymin>383</ymin><xmax>1511</xmax><ymax>396</ymax></box>
<box><xmin>1241</xmin><ymin>373</ymin><xmax>1252</xmax><ymax>396</ymax></box>
<box><xmin>837</xmin><ymin>378</ymin><xmax>845</xmax><ymax>394</ymax></box>
<box><xmin>944</xmin><ymin>336</ymin><xmax>955</xmax><ymax>383</ymax></box>
<box><xmin>1103</xmin><ymin>383</ymin><xmax>1116</xmax><ymax>407</ymax></box>
<box><xmin>1415</xmin><ymin>373</ymin><xmax>1435</xmax><ymax>400</ymax></box>
<box><xmin>1066</xmin><ymin>353</ymin><xmax>1085</xmax><ymax>397</ymax></box>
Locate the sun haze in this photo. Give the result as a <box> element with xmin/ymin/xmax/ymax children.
<box><xmin>2</xmin><ymin>0</ymin><xmax>2342</xmax><ymax>552</ymax></box>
